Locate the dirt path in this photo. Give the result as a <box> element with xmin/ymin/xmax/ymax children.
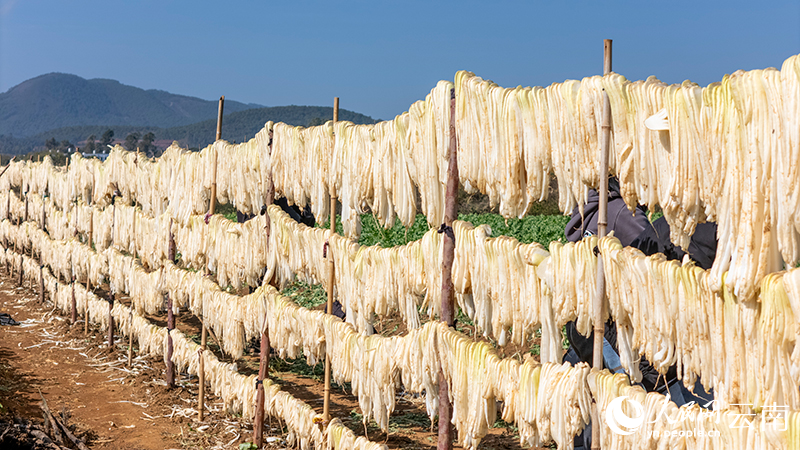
<box><xmin>0</xmin><ymin>272</ymin><xmax>525</xmax><ymax>450</ymax></box>
<box><xmin>0</xmin><ymin>275</ymin><xmax>256</xmax><ymax>450</ymax></box>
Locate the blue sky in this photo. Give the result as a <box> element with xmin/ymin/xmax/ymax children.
<box><xmin>1</xmin><ymin>0</ymin><xmax>798</xmax><ymax>121</ymax></box>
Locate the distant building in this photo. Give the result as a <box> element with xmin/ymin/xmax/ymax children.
<box><xmin>81</xmin><ymin>152</ymin><xmax>109</xmax><ymax>161</ymax></box>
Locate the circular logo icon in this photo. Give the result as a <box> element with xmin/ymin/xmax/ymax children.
<box><xmin>605</xmin><ymin>396</ymin><xmax>645</xmax><ymax>435</ymax></box>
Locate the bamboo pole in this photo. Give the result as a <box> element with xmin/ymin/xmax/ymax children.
<box><xmin>40</xmin><ymin>195</ymin><xmax>46</xmax><ymax>231</ymax></box>
<box><xmin>70</xmin><ymin>276</ymin><xmax>77</xmax><ymax>325</ymax></box>
<box><xmin>127</xmin><ymin>305</ymin><xmax>134</xmax><ymax>367</ymax></box>
<box><xmin>198</xmin><ymin>314</ymin><xmax>207</xmax><ymax>421</ymax></box>
<box><xmin>107</xmin><ymin>293</ymin><xmax>114</xmax><ymax>348</ymax></box>
<box><xmin>253</xmin><ymin>128</ymin><xmax>275</xmax><ymax>445</ymax></box>
<box><xmin>108</xmin><ymin>194</ymin><xmax>117</xmax><ymax>347</ymax></box>
<box><xmin>216</xmin><ymin>96</ymin><xmax>225</xmax><ymax>142</ymax></box>
<box><xmin>322</xmin><ymin>98</ymin><xmax>339</xmax><ymax>424</ymax></box>
<box><xmin>209</xmin><ymin>100</ymin><xmax>220</xmax><ymax>218</ymax></box>
<box><xmin>132</xmin><ymin>207</ymin><xmax>136</xmax><ymax>259</ymax></box>
<box><xmin>85</xmin><ymin>279</ymin><xmax>90</xmax><ymax>335</ymax></box>
<box><xmin>166</xmin><ymin>294</ymin><xmax>175</xmax><ymax>388</ymax></box>
<box><xmin>86</xmin><ymin>184</ymin><xmax>93</xmax><ymax>335</ymax></box>
<box><xmin>38</xmin><ymin>265</ymin><xmax>44</xmax><ymax>305</ymax></box>
<box><xmin>197</xmin><ymin>105</ymin><xmax>220</xmax><ymax>415</ymax></box>
<box><xmin>437</xmin><ymin>88</ymin><xmax>459</xmax><ymax>450</ymax></box>
<box><xmin>590</xmin><ymin>38</ymin><xmax>613</xmax><ymax>450</ymax></box>
<box><xmin>166</xmin><ymin>222</ymin><xmax>176</xmax><ymax>388</ymax></box>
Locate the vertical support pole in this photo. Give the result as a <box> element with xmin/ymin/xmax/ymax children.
<box><xmin>253</xmin><ymin>320</ymin><xmax>270</xmax><ymax>446</ymax></box>
<box><xmin>85</xmin><ymin>278</ymin><xmax>90</xmax><ymax>335</ymax></box>
<box><xmin>322</xmin><ymin>98</ymin><xmax>339</xmax><ymax>425</ymax></box>
<box><xmin>70</xmin><ymin>277</ymin><xmax>77</xmax><ymax>324</ymax></box>
<box><xmin>132</xmin><ymin>207</ymin><xmax>136</xmax><ymax>259</ymax></box>
<box><xmin>127</xmin><ymin>305</ymin><xmax>134</xmax><ymax>367</ymax></box>
<box><xmin>167</xmin><ymin>221</ymin><xmax>176</xmax><ymax>389</ymax></box>
<box><xmin>88</xmin><ymin>209</ymin><xmax>93</xmax><ymax>250</ymax></box>
<box><xmin>39</xmin><ymin>265</ymin><xmax>44</xmax><ymax>305</ymax></box>
<box><xmin>166</xmin><ymin>294</ymin><xmax>175</xmax><ymax>388</ymax></box>
<box><xmin>216</xmin><ymin>96</ymin><xmax>225</xmax><ymax>142</ymax></box>
<box><xmin>198</xmin><ymin>315</ymin><xmax>207</xmax><ymax>421</ymax></box>
<box><xmin>168</xmin><ymin>218</ymin><xmax>176</xmax><ymax>263</ymax></box>
<box><xmin>107</xmin><ymin>293</ymin><xmax>114</xmax><ymax>348</ymax></box>
<box><xmin>40</xmin><ymin>195</ymin><xmax>45</xmax><ymax>231</ymax></box>
<box><xmin>437</xmin><ymin>88</ymin><xmax>459</xmax><ymax>450</ymax></box>
<box><xmin>253</xmin><ymin>128</ymin><xmax>275</xmax><ymax>445</ymax></box>
<box><xmin>111</xmin><ymin>199</ymin><xmax>116</xmax><ymax>249</ymax></box>
<box><xmin>210</xmin><ymin>151</ymin><xmax>218</xmax><ymax>217</ymax></box>
<box><xmin>591</xmin><ymin>38</ymin><xmax>613</xmax><ymax>450</ymax></box>
<box><xmin>17</xmin><ymin>254</ymin><xmax>23</xmax><ymax>287</ymax></box>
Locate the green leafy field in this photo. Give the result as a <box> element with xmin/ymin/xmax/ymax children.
<box><xmin>324</xmin><ymin>212</ymin><xmax>569</xmax><ymax>248</ymax></box>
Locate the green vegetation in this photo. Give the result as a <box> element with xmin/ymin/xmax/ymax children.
<box><xmin>458</xmin><ymin>213</ymin><xmax>569</xmax><ymax>247</ymax></box>
<box><xmin>321</xmin><ymin>211</ymin><xmax>568</xmax><ymax>249</ymax></box>
<box><xmin>269</xmin><ymin>352</ymin><xmax>324</xmax><ymax>381</ymax></box>
<box><xmin>216</xmin><ymin>203</ymin><xmax>238</xmax><ymax>222</ymax></box>
<box><xmin>282</xmin><ymin>281</ymin><xmax>327</xmax><ymax>309</ymax></box>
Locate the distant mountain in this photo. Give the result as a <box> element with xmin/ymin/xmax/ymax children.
<box><xmin>0</xmin><ymin>105</ymin><xmax>378</xmax><ymax>155</ymax></box>
<box><xmin>0</xmin><ymin>73</ymin><xmax>259</xmax><ymax>137</ymax></box>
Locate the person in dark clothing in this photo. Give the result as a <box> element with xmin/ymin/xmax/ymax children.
<box><xmin>274</xmin><ymin>197</ymin><xmax>316</xmax><ymax>228</ymax></box>
<box><xmin>565</xmin><ymin>177</ymin><xmax>649</xmax><ymax>248</ymax></box>
<box><xmin>631</xmin><ymin>218</ymin><xmax>718</xmax><ymax>271</ymax></box>
<box><xmin>563</xmin><ymin>178</ymin><xmax>716</xmax><ymax>399</ymax></box>
<box><xmin>270</xmin><ymin>197</ymin><xmax>345</xmax><ymax>320</ymax></box>
<box><xmin>567</xmin><ymin>181</ymin><xmax>716</xmax><ymax>449</ymax></box>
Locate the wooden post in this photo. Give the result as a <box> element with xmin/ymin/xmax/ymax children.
<box><xmin>166</xmin><ymin>294</ymin><xmax>175</xmax><ymax>388</ymax></box>
<box><xmin>127</xmin><ymin>305</ymin><xmax>134</xmax><ymax>367</ymax></box>
<box><xmin>209</xmin><ymin>96</ymin><xmax>223</xmax><ymax>219</ymax></box>
<box><xmin>322</xmin><ymin>98</ymin><xmax>339</xmax><ymax>424</ymax></box>
<box><xmin>591</xmin><ymin>38</ymin><xmax>613</xmax><ymax>450</ymax></box>
<box><xmin>39</xmin><ymin>265</ymin><xmax>44</xmax><ymax>305</ymax></box>
<box><xmin>253</xmin><ymin>128</ymin><xmax>275</xmax><ymax>445</ymax></box>
<box><xmin>88</xmin><ymin>209</ymin><xmax>93</xmax><ymax>250</ymax></box>
<box><xmin>198</xmin><ymin>314</ymin><xmax>207</xmax><ymax>421</ymax></box>
<box><xmin>253</xmin><ymin>316</ymin><xmax>270</xmax><ymax>446</ymax></box>
<box><xmin>168</xmin><ymin>218</ymin><xmax>176</xmax><ymax>263</ymax></box>
<box><xmin>85</xmin><ymin>278</ymin><xmax>90</xmax><ymax>335</ymax></box>
<box><xmin>17</xmin><ymin>254</ymin><xmax>23</xmax><ymax>287</ymax></box>
<box><xmin>216</xmin><ymin>96</ymin><xmax>225</xmax><ymax>142</ymax></box>
<box><xmin>437</xmin><ymin>88</ymin><xmax>459</xmax><ymax>450</ymax></box>
<box><xmin>132</xmin><ymin>207</ymin><xmax>136</xmax><ymax>259</ymax></box>
<box><xmin>166</xmin><ymin>222</ymin><xmax>176</xmax><ymax>388</ymax></box>
<box><xmin>70</xmin><ymin>277</ymin><xmax>77</xmax><ymax>324</ymax></box>
<box><xmin>107</xmin><ymin>293</ymin><xmax>114</xmax><ymax>348</ymax></box>
<box><xmin>40</xmin><ymin>195</ymin><xmax>45</xmax><ymax>231</ymax></box>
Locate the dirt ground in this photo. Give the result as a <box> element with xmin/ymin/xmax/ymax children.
<box><xmin>0</xmin><ymin>272</ymin><xmax>529</xmax><ymax>450</ymax></box>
